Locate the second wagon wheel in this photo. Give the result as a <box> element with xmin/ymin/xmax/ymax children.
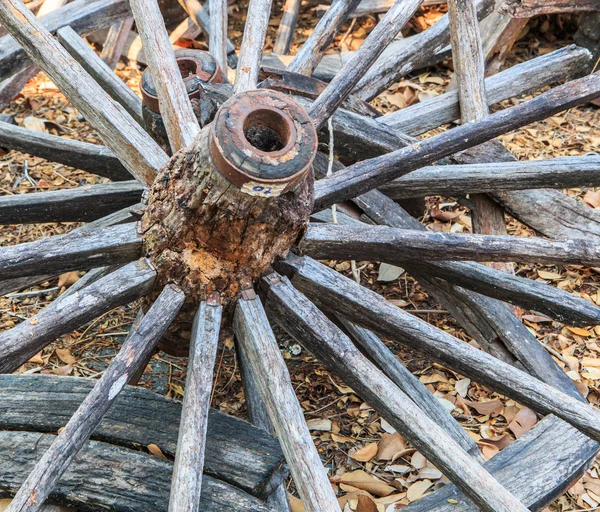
<box><xmin>0</xmin><ymin>0</ymin><xmax>600</xmax><ymax>510</ymax></box>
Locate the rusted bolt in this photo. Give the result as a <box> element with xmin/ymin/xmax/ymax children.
<box><xmin>210</xmin><ymin>89</ymin><xmax>317</xmax><ymax>198</ymax></box>
<box><xmin>140</xmin><ymin>49</ymin><xmax>225</xmax><ymax>114</ymax></box>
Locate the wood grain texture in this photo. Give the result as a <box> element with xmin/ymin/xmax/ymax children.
<box><xmin>0</xmin><ymin>120</ymin><xmax>131</xmax><ymax>181</ymax></box>
<box><xmin>57</xmin><ymin>26</ymin><xmax>143</xmax><ymax>124</ymax></box>
<box><xmin>354</xmin><ymin>0</ymin><xmax>494</xmax><ymax>101</ymax></box>
<box><xmin>379</xmin><ymin>155</ymin><xmax>600</xmax><ymax>198</ymax></box>
<box><xmin>0</xmin><ymin>260</ymin><xmax>155</xmax><ymax>374</ymax></box>
<box><xmin>0</xmin><ymin>0</ymin><xmax>130</xmax><ymax>81</ymax></box>
<box><xmin>301</xmin><ymin>223</ymin><xmax>600</xmax><ymax>266</ymax></box>
<box><xmin>381</xmin><ymin>45</ymin><xmax>591</xmax><ymax>135</ymax></box>
<box><xmin>0</xmin><ymin>223</ymin><xmax>142</xmax><ymax>280</ymax></box>
<box><xmin>6</xmin><ymin>285</ymin><xmax>185</xmax><ymax>512</ymax></box>
<box><xmin>0</xmin><ymin>432</ymin><xmax>271</xmax><ymax>512</ymax></box>
<box><xmin>262</xmin><ymin>273</ymin><xmax>529</xmax><ymax>512</ymax></box>
<box><xmin>273</xmin><ymin>0</ymin><xmax>300</xmax><ymax>55</ymax></box>
<box><xmin>286</xmin><ymin>0</ymin><xmax>362</xmax><ymax>75</ymax></box>
<box><xmin>0</xmin><ymin>181</ymin><xmax>143</xmax><ymax>224</ymax></box>
<box><xmin>500</xmin><ymin>0</ymin><xmax>600</xmax><ymax>17</ymax></box>
<box><xmin>170</xmin><ymin>298</ymin><xmax>222</xmax><ymax>512</ymax></box>
<box><xmin>277</xmin><ymin>255</ymin><xmax>600</xmax><ymax>442</ymax></box>
<box><xmin>0</xmin><ymin>374</ymin><xmax>287</xmax><ymax>499</ymax></box>
<box><xmin>209</xmin><ymin>0</ymin><xmax>228</xmax><ymax>71</ymax></box>
<box><xmin>131</xmin><ymin>0</ymin><xmax>201</xmax><ymax>152</ymax></box>
<box><xmin>0</xmin><ymin>0</ymin><xmax>168</xmax><ymax>186</ymax></box>
<box><xmin>338</xmin><ymin>318</ymin><xmax>482</xmax><ymax>459</ymax></box>
<box><xmin>308</xmin><ymin>0</ymin><xmax>423</xmax><ymax>129</ymax></box>
<box><xmin>234</xmin><ymin>0</ymin><xmax>273</xmax><ymax>93</ymax></box>
<box><xmin>314</xmin><ymin>71</ymin><xmax>600</xmax><ymax>209</ymax></box>
<box><xmin>234</xmin><ymin>293</ymin><xmax>340</xmax><ymax>512</ymax></box>
<box><xmin>100</xmin><ymin>17</ymin><xmax>134</xmax><ymax>69</ymax></box>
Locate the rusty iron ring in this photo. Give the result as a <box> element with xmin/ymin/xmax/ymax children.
<box><xmin>141</xmin><ymin>49</ymin><xmax>225</xmax><ymax>114</ymax></box>
<box><xmin>210</xmin><ymin>89</ymin><xmax>317</xmax><ymax>198</ymax></box>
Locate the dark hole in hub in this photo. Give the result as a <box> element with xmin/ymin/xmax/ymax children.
<box><xmin>243</xmin><ymin>109</ymin><xmax>290</xmax><ymax>153</ymax></box>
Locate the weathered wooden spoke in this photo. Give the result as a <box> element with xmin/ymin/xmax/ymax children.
<box><xmin>1</xmin><ymin>1</ymin><xmax>600</xmax><ymax>509</ymax></box>
<box><xmin>0</xmin><ymin>223</ymin><xmax>142</xmax><ymax>280</ymax></box>
<box><xmin>0</xmin><ymin>181</ymin><xmax>143</xmax><ymax>224</ymax></box>
<box><xmin>500</xmin><ymin>0</ymin><xmax>600</xmax><ymax>17</ymax></box>
<box><xmin>5</xmin><ymin>285</ymin><xmax>185</xmax><ymax>512</ymax></box>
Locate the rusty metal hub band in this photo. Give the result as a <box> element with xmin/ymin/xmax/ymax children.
<box><xmin>210</xmin><ymin>89</ymin><xmax>317</xmax><ymax>198</ymax></box>
<box><xmin>140</xmin><ymin>49</ymin><xmax>225</xmax><ymax>113</ymax></box>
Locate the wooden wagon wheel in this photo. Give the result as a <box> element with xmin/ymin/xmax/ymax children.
<box><xmin>1</xmin><ymin>0</ymin><xmax>600</xmax><ymax>510</ymax></box>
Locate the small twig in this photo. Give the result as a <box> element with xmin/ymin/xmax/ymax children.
<box><xmin>5</xmin><ymin>287</ymin><xmax>59</xmax><ymax>298</ymax></box>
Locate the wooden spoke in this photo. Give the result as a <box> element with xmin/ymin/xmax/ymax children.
<box><xmin>0</xmin><ymin>181</ymin><xmax>143</xmax><ymax>224</ymax></box>
<box><xmin>170</xmin><ymin>295</ymin><xmax>222</xmax><ymax>512</ymax></box>
<box><xmin>57</xmin><ymin>26</ymin><xmax>144</xmax><ymax>124</ymax></box>
<box><xmin>0</xmin><ymin>120</ymin><xmax>131</xmax><ymax>181</ymax></box>
<box><xmin>100</xmin><ymin>17</ymin><xmax>135</xmax><ymax>69</ymax></box>
<box><xmin>0</xmin><ymin>223</ymin><xmax>142</xmax><ymax>280</ymax></box>
<box><xmin>352</xmin><ymin>189</ymin><xmax>583</xmax><ymax>397</ymax></box>
<box><xmin>261</xmin><ymin>273</ymin><xmax>529</xmax><ymax>512</ymax></box>
<box><xmin>354</xmin><ymin>0</ymin><xmax>494</xmax><ymax>101</ymax></box>
<box><xmin>5</xmin><ymin>284</ymin><xmax>185</xmax><ymax>512</ymax></box>
<box><xmin>209</xmin><ymin>0</ymin><xmax>228</xmax><ymax>73</ymax></box>
<box><xmin>0</xmin><ymin>0</ymin><xmax>168</xmax><ymax>186</ymax></box>
<box><xmin>273</xmin><ymin>0</ymin><xmax>301</xmax><ymax>55</ymax></box>
<box><xmin>0</xmin><ymin>259</ymin><xmax>155</xmax><ymax>374</ymax></box>
<box><xmin>177</xmin><ymin>0</ymin><xmax>238</xmax><ymax>68</ymax></box>
<box><xmin>379</xmin><ymin>155</ymin><xmax>600</xmax><ymax>199</ymax></box>
<box><xmin>301</xmin><ymin>223</ymin><xmax>600</xmax><ymax>266</ymax></box>
<box><xmin>35</xmin><ymin>0</ymin><xmax>68</xmax><ymax>18</ymax></box>
<box><xmin>234</xmin><ymin>290</ymin><xmax>340</xmax><ymax>512</ymax></box>
<box><xmin>338</xmin><ymin>318</ymin><xmax>483</xmax><ymax>459</ymax></box>
<box><xmin>0</xmin><ymin>0</ymin><xmax>131</xmax><ymax>81</ymax></box>
<box><xmin>308</xmin><ymin>0</ymin><xmax>423</xmax><ymax>129</ymax></box>
<box><xmin>500</xmin><ymin>0</ymin><xmax>600</xmax><ymax>17</ymax></box>
<box><xmin>130</xmin><ymin>0</ymin><xmax>201</xmax><ymax>152</ymax></box>
<box><xmin>276</xmin><ymin>255</ymin><xmax>600</xmax><ymax>440</ymax></box>
<box><xmin>235</xmin><ymin>330</ymin><xmax>293</xmax><ymax>512</ymax></box>
<box><xmin>381</xmin><ymin>45</ymin><xmax>591</xmax><ymax>135</ymax></box>
<box><xmin>234</xmin><ymin>0</ymin><xmax>273</xmax><ymax>93</ymax></box>
<box><xmin>286</xmin><ymin>0</ymin><xmax>362</xmax><ymax>75</ymax></box>
<box><xmin>314</xmin><ymin>72</ymin><xmax>600</xmax><ymax>209</ymax></box>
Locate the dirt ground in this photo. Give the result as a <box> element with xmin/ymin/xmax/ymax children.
<box><xmin>1</xmin><ymin>4</ymin><xmax>600</xmax><ymax>511</ymax></box>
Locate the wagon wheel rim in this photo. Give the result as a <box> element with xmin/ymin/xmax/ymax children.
<box><xmin>0</xmin><ymin>0</ymin><xmax>599</xmax><ymax>511</ymax></box>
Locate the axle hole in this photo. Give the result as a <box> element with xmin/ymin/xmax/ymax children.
<box><xmin>244</xmin><ymin>109</ymin><xmax>290</xmax><ymax>153</ymax></box>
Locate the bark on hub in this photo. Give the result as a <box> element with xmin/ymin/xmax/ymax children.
<box><xmin>140</xmin><ymin>89</ymin><xmax>317</xmax><ymax>355</ymax></box>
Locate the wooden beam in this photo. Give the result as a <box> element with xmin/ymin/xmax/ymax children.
<box><xmin>276</xmin><ymin>255</ymin><xmax>600</xmax><ymax>441</ymax></box>
<box><xmin>0</xmin><ymin>181</ymin><xmax>144</xmax><ymax>224</ymax></box>
<box><xmin>209</xmin><ymin>0</ymin><xmax>228</xmax><ymax>72</ymax></box>
<box><xmin>380</xmin><ymin>44</ymin><xmax>592</xmax><ymax>135</ymax></box>
<box><xmin>308</xmin><ymin>0</ymin><xmax>423</xmax><ymax>129</ymax></box>
<box><xmin>354</xmin><ymin>0</ymin><xmax>494</xmax><ymax>101</ymax></box>
<box><xmin>234</xmin><ymin>0</ymin><xmax>273</xmax><ymax>93</ymax></box>
<box><xmin>0</xmin><ymin>222</ymin><xmax>142</xmax><ymax>280</ymax></box>
<box><xmin>338</xmin><ymin>318</ymin><xmax>483</xmax><ymax>459</ymax></box>
<box><xmin>0</xmin><ymin>0</ymin><xmax>168</xmax><ymax>186</ymax></box>
<box><xmin>500</xmin><ymin>0</ymin><xmax>600</xmax><ymax>17</ymax></box>
<box><xmin>0</xmin><ymin>260</ymin><xmax>155</xmax><ymax>374</ymax></box>
<box><xmin>130</xmin><ymin>0</ymin><xmax>201</xmax><ymax>152</ymax></box>
<box><xmin>273</xmin><ymin>0</ymin><xmax>301</xmax><ymax>55</ymax></box>
<box><xmin>262</xmin><ymin>273</ymin><xmax>529</xmax><ymax>512</ymax></box>
<box><xmin>286</xmin><ymin>0</ymin><xmax>362</xmax><ymax>75</ymax></box>
<box><xmin>379</xmin><ymin>155</ymin><xmax>600</xmax><ymax>199</ymax></box>
<box><xmin>234</xmin><ymin>292</ymin><xmax>340</xmax><ymax>512</ymax></box>
<box><xmin>0</xmin><ymin>120</ymin><xmax>131</xmax><ymax>181</ymax></box>
<box><xmin>57</xmin><ymin>26</ymin><xmax>144</xmax><ymax>124</ymax></box>
<box><xmin>169</xmin><ymin>296</ymin><xmax>222</xmax><ymax>512</ymax></box>
<box><xmin>301</xmin><ymin>223</ymin><xmax>600</xmax><ymax>266</ymax></box>
<box><xmin>5</xmin><ymin>284</ymin><xmax>184</xmax><ymax>512</ymax></box>
<box><xmin>100</xmin><ymin>17</ymin><xmax>134</xmax><ymax>69</ymax></box>
<box><xmin>314</xmin><ymin>71</ymin><xmax>600</xmax><ymax>209</ymax></box>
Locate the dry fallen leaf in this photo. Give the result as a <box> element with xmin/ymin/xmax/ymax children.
<box><xmin>22</xmin><ymin>116</ymin><xmax>47</xmax><ymax>133</ymax></box>
<box><xmin>306</xmin><ymin>418</ymin><xmax>332</xmax><ymax>431</ymax></box>
<box><xmin>377</xmin><ymin>433</ymin><xmax>406</xmax><ymax>461</ymax></box>
<box><xmin>147</xmin><ymin>443</ymin><xmax>167</xmax><ymax>459</ymax></box>
<box><xmin>406</xmin><ymin>479</ymin><xmax>433</xmax><ymax>502</ymax></box>
<box><xmin>464</xmin><ymin>400</ymin><xmax>503</xmax><ymax>417</ymax></box>
<box><xmin>352</xmin><ymin>442</ymin><xmax>379</xmax><ymax>462</ymax></box>
<box><xmin>55</xmin><ymin>348</ymin><xmax>76</xmax><ymax>365</ymax></box>
<box><xmin>58</xmin><ymin>271</ymin><xmax>80</xmax><ymax>289</ymax></box>
<box><xmin>288</xmin><ymin>494</ymin><xmax>306</xmax><ymax>512</ymax></box>
<box><xmin>340</xmin><ymin>470</ymin><xmax>395</xmax><ymax>497</ymax></box>
<box><xmin>508</xmin><ymin>407</ymin><xmax>537</xmax><ymax>438</ymax></box>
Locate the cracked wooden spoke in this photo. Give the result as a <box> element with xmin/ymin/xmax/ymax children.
<box><xmin>6</xmin><ymin>284</ymin><xmax>185</xmax><ymax>512</ymax></box>
<box><xmin>0</xmin><ymin>0</ymin><xmax>168</xmax><ymax>186</ymax></box>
